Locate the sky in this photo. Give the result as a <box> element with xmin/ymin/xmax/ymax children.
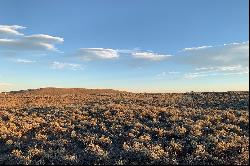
<box><xmin>0</xmin><ymin>0</ymin><xmax>249</xmax><ymax>92</ymax></box>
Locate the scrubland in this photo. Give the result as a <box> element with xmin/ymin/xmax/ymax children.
<box><xmin>0</xmin><ymin>88</ymin><xmax>249</xmax><ymax>165</ymax></box>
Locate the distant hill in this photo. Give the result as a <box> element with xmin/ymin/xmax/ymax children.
<box><xmin>1</xmin><ymin>88</ymin><xmax>248</xmax><ymax>96</ymax></box>
<box><xmin>6</xmin><ymin>87</ymin><xmax>126</xmax><ymax>95</ymax></box>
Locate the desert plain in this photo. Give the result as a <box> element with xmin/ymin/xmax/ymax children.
<box><xmin>0</xmin><ymin>88</ymin><xmax>249</xmax><ymax>165</ymax></box>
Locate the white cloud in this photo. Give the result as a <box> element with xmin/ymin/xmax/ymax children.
<box><xmin>16</xmin><ymin>59</ymin><xmax>36</xmax><ymax>63</ymax></box>
<box><xmin>182</xmin><ymin>45</ymin><xmax>212</xmax><ymax>51</ymax></box>
<box><xmin>156</xmin><ymin>72</ymin><xmax>167</xmax><ymax>78</ymax></box>
<box><xmin>25</xmin><ymin>34</ymin><xmax>64</xmax><ymax>43</ymax></box>
<box><xmin>177</xmin><ymin>41</ymin><xmax>249</xmax><ymax>67</ymax></box>
<box><xmin>51</xmin><ymin>61</ymin><xmax>83</xmax><ymax>70</ymax></box>
<box><xmin>116</xmin><ymin>49</ymin><xmax>135</xmax><ymax>54</ymax></box>
<box><xmin>195</xmin><ymin>65</ymin><xmax>248</xmax><ymax>73</ymax></box>
<box><xmin>183</xmin><ymin>71</ymin><xmax>249</xmax><ymax>80</ymax></box>
<box><xmin>0</xmin><ymin>25</ymin><xmax>63</xmax><ymax>53</ymax></box>
<box><xmin>77</xmin><ymin>48</ymin><xmax>119</xmax><ymax>61</ymax></box>
<box><xmin>195</xmin><ymin>66</ymin><xmax>215</xmax><ymax>71</ymax></box>
<box><xmin>184</xmin><ymin>72</ymin><xmax>210</xmax><ymax>79</ymax></box>
<box><xmin>223</xmin><ymin>41</ymin><xmax>249</xmax><ymax>46</ymax></box>
<box><xmin>131</xmin><ymin>51</ymin><xmax>172</xmax><ymax>61</ymax></box>
<box><xmin>217</xmin><ymin>65</ymin><xmax>246</xmax><ymax>72</ymax></box>
<box><xmin>156</xmin><ymin>71</ymin><xmax>181</xmax><ymax>79</ymax></box>
<box><xmin>223</xmin><ymin>71</ymin><xmax>249</xmax><ymax>75</ymax></box>
<box><xmin>168</xmin><ymin>71</ymin><xmax>181</xmax><ymax>74</ymax></box>
<box><xmin>0</xmin><ymin>35</ymin><xmax>62</xmax><ymax>52</ymax></box>
<box><xmin>0</xmin><ymin>25</ymin><xmax>26</xmax><ymax>36</ymax></box>
<box><xmin>184</xmin><ymin>65</ymin><xmax>248</xmax><ymax>79</ymax></box>
<box><xmin>76</xmin><ymin>48</ymin><xmax>173</xmax><ymax>63</ymax></box>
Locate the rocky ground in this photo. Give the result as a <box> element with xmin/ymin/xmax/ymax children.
<box><xmin>0</xmin><ymin>88</ymin><xmax>249</xmax><ymax>165</ymax></box>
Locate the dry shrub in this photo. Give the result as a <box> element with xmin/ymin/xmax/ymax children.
<box><xmin>0</xmin><ymin>90</ymin><xmax>248</xmax><ymax>165</ymax></box>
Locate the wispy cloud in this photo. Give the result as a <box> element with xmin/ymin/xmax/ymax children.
<box><xmin>156</xmin><ymin>71</ymin><xmax>181</xmax><ymax>79</ymax></box>
<box><xmin>25</xmin><ymin>34</ymin><xmax>64</xmax><ymax>43</ymax></box>
<box><xmin>176</xmin><ymin>41</ymin><xmax>249</xmax><ymax>68</ymax></box>
<box><xmin>0</xmin><ymin>25</ymin><xmax>63</xmax><ymax>53</ymax></box>
<box><xmin>184</xmin><ymin>72</ymin><xmax>210</xmax><ymax>79</ymax></box>
<box><xmin>16</xmin><ymin>59</ymin><xmax>36</xmax><ymax>63</ymax></box>
<box><xmin>195</xmin><ymin>66</ymin><xmax>216</xmax><ymax>71</ymax></box>
<box><xmin>178</xmin><ymin>41</ymin><xmax>249</xmax><ymax>80</ymax></box>
<box><xmin>51</xmin><ymin>61</ymin><xmax>83</xmax><ymax>71</ymax></box>
<box><xmin>195</xmin><ymin>65</ymin><xmax>248</xmax><ymax>72</ymax></box>
<box><xmin>223</xmin><ymin>41</ymin><xmax>249</xmax><ymax>46</ymax></box>
<box><xmin>75</xmin><ymin>48</ymin><xmax>173</xmax><ymax>62</ymax></box>
<box><xmin>182</xmin><ymin>45</ymin><xmax>212</xmax><ymax>51</ymax></box>
<box><xmin>168</xmin><ymin>71</ymin><xmax>181</xmax><ymax>74</ymax></box>
<box><xmin>131</xmin><ymin>51</ymin><xmax>172</xmax><ymax>61</ymax></box>
<box><xmin>0</xmin><ymin>35</ymin><xmax>63</xmax><ymax>52</ymax></box>
<box><xmin>183</xmin><ymin>71</ymin><xmax>249</xmax><ymax>80</ymax></box>
<box><xmin>184</xmin><ymin>65</ymin><xmax>249</xmax><ymax>79</ymax></box>
<box><xmin>0</xmin><ymin>25</ymin><xmax>26</xmax><ymax>36</ymax></box>
<box><xmin>156</xmin><ymin>72</ymin><xmax>167</xmax><ymax>78</ymax></box>
<box><xmin>77</xmin><ymin>48</ymin><xmax>119</xmax><ymax>61</ymax></box>
<box><xmin>223</xmin><ymin>71</ymin><xmax>249</xmax><ymax>75</ymax></box>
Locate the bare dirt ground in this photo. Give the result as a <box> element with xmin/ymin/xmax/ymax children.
<box><xmin>0</xmin><ymin>88</ymin><xmax>249</xmax><ymax>165</ymax></box>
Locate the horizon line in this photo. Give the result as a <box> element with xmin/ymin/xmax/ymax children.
<box><xmin>1</xmin><ymin>87</ymin><xmax>249</xmax><ymax>94</ymax></box>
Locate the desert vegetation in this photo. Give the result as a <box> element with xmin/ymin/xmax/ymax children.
<box><xmin>0</xmin><ymin>88</ymin><xmax>249</xmax><ymax>165</ymax></box>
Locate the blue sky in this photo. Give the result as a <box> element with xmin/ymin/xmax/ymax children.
<box><xmin>0</xmin><ymin>0</ymin><xmax>249</xmax><ymax>92</ymax></box>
